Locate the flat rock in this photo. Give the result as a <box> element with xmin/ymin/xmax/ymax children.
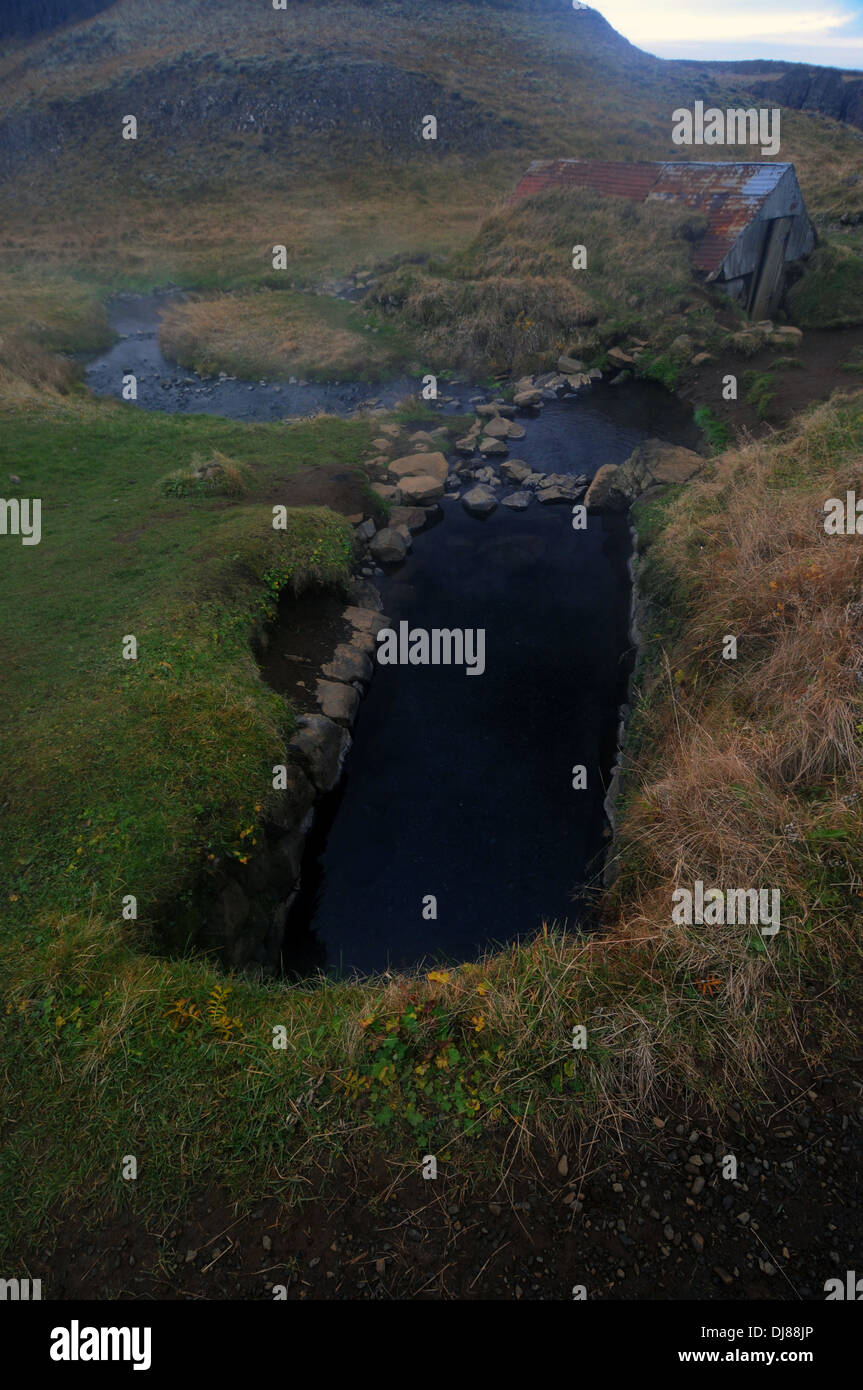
<box><xmin>398</xmin><ymin>474</ymin><xmax>445</xmax><ymax>505</ymax></box>
<box><xmin>461</xmin><ymin>484</ymin><xmax>498</xmax><ymax>517</ymax></box>
<box><xmin>315</xmin><ymin>679</ymin><xmax>360</xmax><ymax>726</ymax></box>
<box><xmin>369</xmin><ymin>527</ymin><xmax>408</xmax><ymax>564</ymax></box>
<box><xmin>500</xmin><ymin>460</ymin><xmax>531</xmax><ymax>484</ymax></box>
<box><xmin>513</xmin><ymin>388</ymin><xmax>543</xmax><ymax>408</ymax></box>
<box><xmin>475</xmin><ymin>403</ymin><xmax>500</xmax><ymax>419</ymax></box>
<box><xmin>478</xmin><ymin>437</ymin><xmax>508</xmax><ymax>457</ymax></box>
<box><xmin>342</xmin><ymin>606</ymin><xmax>391</xmax><ymax>635</ymax></box>
<box><xmin>482</xmin><ymin>416</ymin><xmax>526</xmax><ymax>440</ymax></box>
<box><xmin>537</xmin><ymin>473</ymin><xmax>586</xmax><ymax>503</ymax></box>
<box><xmin>538</xmin><ymin>483</ymin><xmax>582</xmax><ymax>504</ymax></box>
<box><xmin>288</xmin><ymin>714</ymin><xmax>351</xmax><ymax>793</ymax></box>
<box><xmin>455</xmin><ymin>436</ymin><xmax>479</xmax><ymax>456</ymax></box>
<box><xmin>371</xmin><ymin>482</ymin><xmax>399</xmax><ymax>503</ymax></box>
<box><xmin>558</xmin><ymin>354</ymin><xmax>584</xmax><ymax>374</ymax></box>
<box><xmin>388</xmin><ymin>505</ymin><xmax>428</xmax><ymax>533</ymax></box>
<box><xmin>501</xmin><ymin>490</ymin><xmax>531</xmax><ymax>509</ymax></box>
<box><xmin>322</xmin><ymin>643</ymin><xmax>374</xmax><ymax>685</ymax></box>
<box><xmin>388</xmin><ymin>451</ymin><xmax>449</xmax><ymax>485</ymax></box>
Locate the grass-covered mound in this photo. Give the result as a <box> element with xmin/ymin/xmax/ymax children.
<box><xmin>369</xmin><ymin>188</ymin><xmax>714</xmax><ymax>376</ymax></box>
<box><xmin>788</xmin><ymin>241</ymin><xmax>863</xmax><ymax>329</ymax></box>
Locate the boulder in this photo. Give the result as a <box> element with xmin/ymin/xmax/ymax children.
<box><xmin>342</xmin><ymin>606</ymin><xmax>390</xmax><ymax>637</ymax></box>
<box><xmin>349</xmin><ymin>630</ymin><xmax>376</xmax><ymax>657</ymax></box>
<box><xmin>478</xmin><ymin>437</ymin><xmax>508</xmax><ymax>457</ymax></box>
<box><xmin>322</xmin><ymin>643</ymin><xmax>374</xmax><ymax>685</ymax></box>
<box><xmin>537</xmin><ymin>473</ymin><xmax>586</xmax><ymax>503</ymax></box>
<box><xmin>398</xmin><ymin>474</ymin><xmax>445</xmax><ymax>505</ymax></box>
<box><xmin>482</xmin><ymin>415</ymin><xmax>526</xmax><ymax>440</ymax></box>
<box><xmin>461</xmin><ymin>485</ymin><xmax>498</xmax><ymax>517</ymax></box>
<box><xmin>513</xmin><ymin>388</ymin><xmax>543</xmax><ymax>409</ymax></box>
<box><xmin>558</xmin><ymin>354</ymin><xmax>584</xmax><ymax>374</ymax></box>
<box><xmin>455</xmin><ymin>436</ymin><xmax>478</xmax><ymax>456</ymax></box>
<box><xmin>475</xmin><ymin>403</ymin><xmax>500</xmax><ymax>419</ymax></box>
<box><xmin>388</xmin><ymin>505</ymin><xmax>429</xmax><ymax>533</ymax></box>
<box><xmin>269</xmin><ymin>831</ymin><xmax>305</xmax><ymax>887</ymax></box>
<box><xmin>269</xmin><ymin>762</ymin><xmax>316</xmax><ymax>831</ymax></box>
<box><xmin>500</xmin><ymin>459</ymin><xmax>531</xmax><ymax>484</ymax></box>
<box><xmin>371</xmin><ymin>436</ymin><xmax>393</xmax><ymax>453</ymax></box>
<box><xmin>388</xmin><ymin>451</ymin><xmax>449</xmax><ymax>485</ymax></box>
<box><xmin>501</xmin><ymin>490</ymin><xmax>531</xmax><ymax>509</ymax></box>
<box><xmin>608</xmin><ymin>346</ymin><xmax>635</xmax><ymax>366</ymax></box>
<box><xmin>355</xmin><ymin>517</ymin><xmax>376</xmax><ymax>542</ymax></box>
<box><xmin>315</xmin><ymin>679</ymin><xmax>360</xmax><ymax>726</ymax></box>
<box><xmin>347</xmin><ymin>578</ymin><xmax>383</xmax><ymax>610</ymax></box>
<box><xmin>584</xmin><ymin>464</ymin><xmax>629</xmax><ymax>511</ymax></box>
<box><xmin>585</xmin><ymin>439</ymin><xmax>703</xmax><ymax>510</ymax></box>
<box><xmin>474</xmin><ymin>465</ymin><xmax>498</xmax><ymax>485</ymax></box>
<box><xmin>371</xmin><ymin>482</ymin><xmax>400</xmax><ymax>503</ymax></box>
<box><xmin>369</xmin><ymin>527</ymin><xmax>408</xmax><ymax>564</ymax></box>
<box><xmin>288</xmin><ymin>714</ymin><xmax>351</xmax><ymax>793</ymax></box>
<box><xmin>631</xmin><ymin>439</ymin><xmax>703</xmax><ymax>487</ymax></box>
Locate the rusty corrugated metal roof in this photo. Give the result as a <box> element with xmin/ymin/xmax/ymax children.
<box><xmin>510</xmin><ymin>160</ymin><xmax>795</xmax><ymax>276</ymax></box>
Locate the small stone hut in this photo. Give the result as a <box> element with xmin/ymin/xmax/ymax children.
<box><xmin>511</xmin><ymin>159</ymin><xmax>816</xmax><ymax>320</ymax></box>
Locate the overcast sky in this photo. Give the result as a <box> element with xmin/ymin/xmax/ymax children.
<box><xmin>596</xmin><ymin>1</ymin><xmax>863</xmax><ymax>69</ymax></box>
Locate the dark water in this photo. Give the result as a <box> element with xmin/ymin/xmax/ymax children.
<box><xmin>82</xmin><ymin>290</ymin><xmax>464</xmax><ymax>418</ymax></box>
<box><xmin>82</xmin><ymin>293</ymin><xmax>698</xmax><ymax>979</ymax></box>
<box><xmin>284</xmin><ymin>394</ymin><xmax>698</xmax><ymax>979</ymax></box>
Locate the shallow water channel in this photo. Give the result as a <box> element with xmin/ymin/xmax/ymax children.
<box><xmin>86</xmin><ymin>293</ymin><xmax>698</xmax><ymax>978</ymax></box>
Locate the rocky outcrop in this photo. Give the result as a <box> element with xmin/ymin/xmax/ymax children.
<box><xmin>751</xmin><ymin>66</ymin><xmax>863</xmax><ymax>133</ymax></box>
<box><xmin>0</xmin><ymin>53</ymin><xmax>515</xmax><ymax>180</ymax></box>
<box><xmin>585</xmin><ymin>439</ymin><xmax>703</xmax><ymax>511</ymax></box>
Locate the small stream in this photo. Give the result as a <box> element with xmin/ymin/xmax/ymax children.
<box><xmin>85</xmin><ymin>293</ymin><xmax>698</xmax><ymax>978</ymax></box>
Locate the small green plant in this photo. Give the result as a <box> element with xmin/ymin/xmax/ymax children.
<box><xmin>693</xmin><ymin>406</ymin><xmax>730</xmax><ymax>455</ymax></box>
<box><xmin>636</xmin><ymin>350</ymin><xmax>680</xmax><ymax>392</ymax></box>
<box><xmin>160</xmin><ymin>451</ymin><xmax>251</xmax><ymax>499</ymax></box>
<box><xmin>743</xmin><ymin>370</ymin><xmax>776</xmax><ymax>419</ymax></box>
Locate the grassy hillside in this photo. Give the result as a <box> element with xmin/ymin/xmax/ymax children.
<box><xmin>1</xmin><ymin>0</ymin><xmax>862</xmax><ymax>386</ymax></box>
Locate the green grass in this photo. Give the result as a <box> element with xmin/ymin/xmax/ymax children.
<box><xmin>0</xmin><ymin>398</ymin><xmax>365</xmax><ymax>934</ymax></box>
<box><xmin>693</xmin><ymin>406</ymin><xmax>731</xmax><ymax>455</ymax></box>
<box><xmin>787</xmin><ymin>241</ymin><xmax>863</xmax><ymax>329</ymax></box>
<box><xmin>743</xmin><ymin>369</ymin><xmax>777</xmax><ymax>419</ymax></box>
